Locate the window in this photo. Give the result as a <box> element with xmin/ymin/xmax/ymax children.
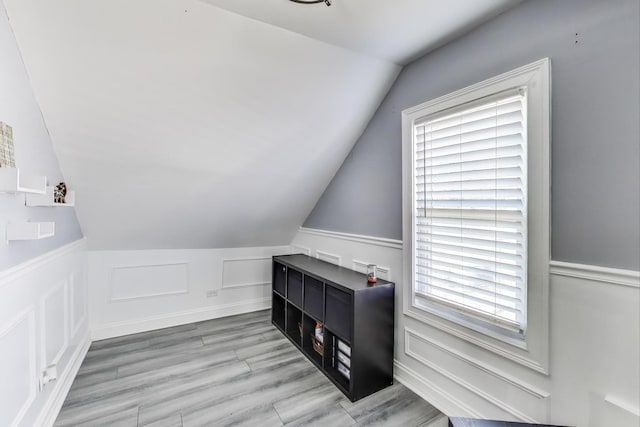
<box><xmin>402</xmin><ymin>59</ymin><xmax>550</xmax><ymax>366</ymax></box>
<box><xmin>414</xmin><ymin>89</ymin><xmax>528</xmax><ymax>335</ymax></box>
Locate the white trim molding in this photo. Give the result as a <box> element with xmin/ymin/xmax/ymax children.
<box><xmin>299</xmin><ymin>227</ymin><xmax>403</xmax><ymax>250</ymax></box>
<box><xmin>35</xmin><ymin>332</ymin><xmax>91</xmax><ymax>427</ymax></box>
<box><xmin>291</xmin><ymin>245</ymin><xmax>311</xmax><ymax>256</ymax></box>
<box><xmin>108</xmin><ymin>262</ymin><xmax>190</xmax><ymax>302</ymax></box>
<box><xmin>0</xmin><ymin>238</ymin><xmax>87</xmax><ymax>287</ymax></box>
<box><xmin>549</xmin><ymin>261</ymin><xmax>640</xmax><ymax>288</ymax></box>
<box><xmin>0</xmin><ymin>306</ymin><xmax>37</xmax><ymax>427</ymax></box>
<box><xmin>40</xmin><ymin>279</ymin><xmax>70</xmax><ymax>368</ymax></box>
<box><xmin>91</xmin><ymin>297</ymin><xmax>270</xmax><ymax>341</ymax></box>
<box><xmin>404</xmin><ymin>327</ymin><xmax>549</xmax><ymax>400</ymax></box>
<box><xmin>221</xmin><ymin>256</ymin><xmax>271</xmax><ymax>289</ymax></box>
<box><xmin>394</xmin><ymin>360</ymin><xmax>484</xmax><ymax>419</ymax></box>
<box><xmin>404</xmin><ymin>330</ymin><xmax>540</xmax><ymax>423</ymax></box>
<box><xmin>604</xmin><ymin>395</ymin><xmax>640</xmax><ymax>418</ymax></box>
<box><xmin>315</xmin><ymin>250</ymin><xmax>342</xmax><ymax>266</ymax></box>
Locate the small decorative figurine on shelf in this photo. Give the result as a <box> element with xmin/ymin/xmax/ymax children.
<box><xmin>0</xmin><ymin>122</ymin><xmax>16</xmax><ymax>168</ymax></box>
<box><xmin>367</xmin><ymin>264</ymin><xmax>377</xmax><ymax>283</ymax></box>
<box><xmin>54</xmin><ymin>182</ymin><xmax>67</xmax><ymax>204</ymax></box>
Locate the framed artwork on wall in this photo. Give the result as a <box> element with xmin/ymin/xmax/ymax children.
<box><xmin>0</xmin><ymin>121</ymin><xmax>16</xmax><ymax>168</ymax></box>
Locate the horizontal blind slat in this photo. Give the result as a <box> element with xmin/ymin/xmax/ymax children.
<box><xmin>412</xmin><ymin>90</ymin><xmax>527</xmax><ymax>332</ymax></box>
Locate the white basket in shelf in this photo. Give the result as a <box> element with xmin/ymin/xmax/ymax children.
<box><xmin>26</xmin><ymin>186</ymin><xmax>76</xmax><ymax>207</ymax></box>
<box><xmin>0</xmin><ymin>168</ymin><xmax>46</xmax><ymax>194</ymax></box>
<box><xmin>6</xmin><ymin>222</ymin><xmax>55</xmax><ymax>241</ymax></box>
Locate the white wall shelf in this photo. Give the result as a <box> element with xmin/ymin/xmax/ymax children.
<box><xmin>6</xmin><ymin>222</ymin><xmax>55</xmax><ymax>241</ymax></box>
<box><xmin>25</xmin><ymin>186</ymin><xmax>76</xmax><ymax>207</ymax></box>
<box><xmin>0</xmin><ymin>168</ymin><xmax>47</xmax><ymax>194</ymax></box>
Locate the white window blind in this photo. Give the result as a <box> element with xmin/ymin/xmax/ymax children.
<box><xmin>413</xmin><ymin>88</ymin><xmax>527</xmax><ymax>333</ymax></box>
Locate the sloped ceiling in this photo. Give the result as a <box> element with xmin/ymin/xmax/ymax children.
<box><xmin>4</xmin><ymin>0</ymin><xmax>520</xmax><ymax>250</ymax></box>
<box><xmin>202</xmin><ymin>0</ymin><xmax>522</xmax><ymax>65</ymax></box>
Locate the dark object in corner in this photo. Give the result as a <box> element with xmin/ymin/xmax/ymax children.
<box><xmin>54</xmin><ymin>182</ymin><xmax>67</xmax><ymax>204</ymax></box>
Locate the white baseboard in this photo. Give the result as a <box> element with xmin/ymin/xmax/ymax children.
<box><xmin>394</xmin><ymin>360</ymin><xmax>484</xmax><ymax>419</ymax></box>
<box><xmin>91</xmin><ymin>297</ymin><xmax>270</xmax><ymax>341</ymax></box>
<box><xmin>35</xmin><ymin>331</ymin><xmax>91</xmax><ymax>427</ymax></box>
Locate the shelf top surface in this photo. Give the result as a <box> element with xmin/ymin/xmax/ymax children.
<box><xmin>274</xmin><ymin>254</ymin><xmax>393</xmax><ymax>292</ymax></box>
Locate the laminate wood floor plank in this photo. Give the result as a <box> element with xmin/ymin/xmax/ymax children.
<box><xmin>116</xmin><ymin>348</ymin><xmax>237</xmax><ymax>378</ymax></box>
<box><xmin>179</xmin><ymin>368</ymin><xmax>324</xmax><ymax>427</ymax></box>
<box><xmin>273</xmin><ymin>382</ymin><xmax>348</xmax><ymax>424</ymax></box>
<box><xmin>56</xmin><ymin>310</ymin><xmax>443</xmax><ymax>427</ymax></box>
<box><xmin>69</xmin><ymin>366</ymin><xmax>118</xmax><ymax>389</ymax></box>
<box><xmin>141</xmin><ymin>413</ymin><xmax>183</xmax><ymax>427</ymax></box>
<box><xmin>138</xmin><ymin>360</ymin><xmax>318</xmax><ymax>426</ymax></box>
<box><xmin>196</xmin><ymin>309</ymin><xmax>269</xmax><ymax>328</ymax></box>
<box><xmin>283</xmin><ymin>403</ymin><xmax>356</xmax><ymax>427</ymax></box>
<box><xmin>65</xmin><ymin>352</ymin><xmax>241</xmax><ymax>406</ymax></box>
<box><xmin>341</xmin><ymin>383</ymin><xmax>442</xmax><ymax>427</ymax></box>
<box><xmin>54</xmin><ymin>397</ymin><xmax>139</xmax><ymax>427</ymax></box>
<box><xmin>90</xmin><ymin>323</ymin><xmax>198</xmax><ymax>351</ymax></box>
<box><xmin>233</xmin><ymin>336</ymin><xmax>292</xmax><ymax>360</ymax></box>
<box><xmin>78</xmin><ymin>336</ymin><xmax>204</xmax><ymax>375</ymax></box>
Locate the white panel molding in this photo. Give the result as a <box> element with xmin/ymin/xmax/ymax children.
<box><xmin>0</xmin><ymin>238</ymin><xmax>86</xmax><ymax>287</ymax></box>
<box><xmin>70</xmin><ymin>272</ymin><xmax>87</xmax><ymax>338</ymax></box>
<box><xmin>549</xmin><ymin>261</ymin><xmax>640</xmax><ymax>288</ymax></box>
<box><xmin>91</xmin><ymin>297</ymin><xmax>270</xmax><ymax>341</ymax></box>
<box><xmin>403</xmin><ymin>305</ymin><xmax>547</xmax><ymax>374</ymax></box>
<box><xmin>0</xmin><ymin>306</ymin><xmax>37</xmax><ymax>427</ymax></box>
<box><xmin>109</xmin><ymin>262</ymin><xmax>190</xmax><ymax>302</ymax></box>
<box><xmin>291</xmin><ymin>245</ymin><xmax>311</xmax><ymax>256</ymax></box>
<box><xmin>221</xmin><ymin>257</ymin><xmax>271</xmax><ymax>289</ymax></box>
<box><xmin>299</xmin><ymin>227</ymin><xmax>403</xmax><ymax>250</ymax></box>
<box><xmin>394</xmin><ymin>360</ymin><xmax>484</xmax><ymax>419</ymax></box>
<box><xmin>405</xmin><ymin>329</ymin><xmax>539</xmax><ymax>423</ymax></box>
<box><xmin>34</xmin><ymin>332</ymin><xmax>91</xmax><ymax>427</ymax></box>
<box><xmin>604</xmin><ymin>395</ymin><xmax>640</xmax><ymax>418</ymax></box>
<box><xmin>40</xmin><ymin>280</ymin><xmax>69</xmax><ymax>368</ymax></box>
<box><xmin>315</xmin><ymin>250</ymin><xmax>342</xmax><ymax>266</ymax></box>
<box><xmin>352</xmin><ymin>259</ymin><xmax>391</xmax><ymax>281</ymax></box>
<box><xmin>404</xmin><ymin>327</ymin><xmax>549</xmax><ymax>400</ymax></box>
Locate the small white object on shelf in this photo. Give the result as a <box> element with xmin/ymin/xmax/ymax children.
<box><xmin>0</xmin><ymin>168</ymin><xmax>46</xmax><ymax>194</ymax></box>
<box><xmin>337</xmin><ymin>362</ymin><xmax>350</xmax><ymax>379</ymax></box>
<box><xmin>25</xmin><ymin>186</ymin><xmax>75</xmax><ymax>207</ymax></box>
<box><xmin>337</xmin><ymin>339</ymin><xmax>351</xmax><ymax>357</ymax></box>
<box><xmin>6</xmin><ymin>222</ymin><xmax>55</xmax><ymax>241</ymax></box>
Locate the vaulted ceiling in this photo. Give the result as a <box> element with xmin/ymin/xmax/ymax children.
<box><xmin>4</xmin><ymin>0</ymin><xmax>520</xmax><ymax>250</ymax></box>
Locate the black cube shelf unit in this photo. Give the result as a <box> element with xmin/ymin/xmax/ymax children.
<box><xmin>271</xmin><ymin>254</ymin><xmax>395</xmax><ymax>402</ymax></box>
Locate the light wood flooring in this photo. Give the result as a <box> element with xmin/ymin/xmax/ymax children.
<box><xmin>55</xmin><ymin>310</ymin><xmax>445</xmax><ymax>427</ymax></box>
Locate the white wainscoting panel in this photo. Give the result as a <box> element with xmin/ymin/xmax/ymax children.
<box><xmin>291</xmin><ymin>244</ymin><xmax>311</xmax><ymax>256</ymax></box>
<box><xmin>0</xmin><ymin>238</ymin><xmax>88</xmax><ymax>427</ymax></box>
<box><xmin>291</xmin><ymin>228</ymin><xmax>640</xmax><ymax>427</ymax></box>
<box><xmin>315</xmin><ymin>250</ymin><xmax>342</xmax><ymax>266</ymax></box>
<box><xmin>70</xmin><ymin>272</ymin><xmax>86</xmax><ymax>338</ymax></box>
<box><xmin>0</xmin><ymin>308</ymin><xmax>36</xmax><ymax>427</ymax></box>
<box><xmin>221</xmin><ymin>257</ymin><xmax>271</xmax><ymax>289</ymax></box>
<box><xmin>404</xmin><ymin>327</ymin><xmax>546</xmax><ymax>423</ymax></box>
<box><xmin>41</xmin><ymin>280</ymin><xmax>69</xmax><ymax>367</ymax></box>
<box><xmin>89</xmin><ymin>246</ymin><xmax>291</xmax><ymax>340</ymax></box>
<box><xmin>110</xmin><ymin>262</ymin><xmax>189</xmax><ymax>301</ymax></box>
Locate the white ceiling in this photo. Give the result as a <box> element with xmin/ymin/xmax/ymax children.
<box><xmin>5</xmin><ymin>0</ymin><xmax>521</xmax><ymax>250</ymax></box>
<box><xmin>201</xmin><ymin>0</ymin><xmax>522</xmax><ymax>64</ymax></box>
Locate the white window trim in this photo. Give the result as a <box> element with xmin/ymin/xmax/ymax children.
<box><xmin>402</xmin><ymin>58</ymin><xmax>551</xmax><ymax>374</ymax></box>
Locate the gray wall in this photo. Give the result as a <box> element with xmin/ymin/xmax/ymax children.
<box><xmin>0</xmin><ymin>3</ymin><xmax>83</xmax><ymax>270</ymax></box>
<box><xmin>304</xmin><ymin>0</ymin><xmax>640</xmax><ymax>271</ymax></box>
